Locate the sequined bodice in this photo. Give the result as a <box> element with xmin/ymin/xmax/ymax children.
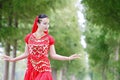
<box><xmin>27</xmin><ymin>34</ymin><xmax>51</xmax><ymax>72</ymax></box>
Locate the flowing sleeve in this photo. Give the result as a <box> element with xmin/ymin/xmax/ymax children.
<box><xmin>49</xmin><ymin>35</ymin><xmax>55</xmax><ymax>45</ymax></box>
<box><xmin>24</xmin><ymin>33</ymin><xmax>32</xmax><ymax>44</ymax></box>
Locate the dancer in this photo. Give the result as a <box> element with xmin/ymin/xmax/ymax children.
<box><xmin>2</xmin><ymin>14</ymin><xmax>80</xmax><ymax>80</ymax></box>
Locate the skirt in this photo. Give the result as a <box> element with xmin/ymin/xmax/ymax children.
<box><xmin>24</xmin><ymin>68</ymin><xmax>53</xmax><ymax>80</ymax></box>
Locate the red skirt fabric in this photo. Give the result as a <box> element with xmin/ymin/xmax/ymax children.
<box><xmin>24</xmin><ymin>68</ymin><xmax>52</xmax><ymax>80</ymax></box>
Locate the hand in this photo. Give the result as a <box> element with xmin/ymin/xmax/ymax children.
<box><xmin>69</xmin><ymin>54</ymin><xmax>81</xmax><ymax>60</ymax></box>
<box><xmin>0</xmin><ymin>54</ymin><xmax>14</xmax><ymax>62</ymax></box>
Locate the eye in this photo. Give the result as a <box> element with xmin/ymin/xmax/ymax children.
<box><xmin>43</xmin><ymin>22</ymin><xmax>49</xmax><ymax>25</ymax></box>
<box><xmin>44</xmin><ymin>23</ymin><xmax>47</xmax><ymax>25</ymax></box>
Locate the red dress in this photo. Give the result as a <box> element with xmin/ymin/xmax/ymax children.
<box><xmin>24</xmin><ymin>33</ymin><xmax>54</xmax><ymax>80</ymax></box>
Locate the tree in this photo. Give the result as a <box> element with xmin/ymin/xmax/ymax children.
<box><xmin>82</xmin><ymin>0</ymin><xmax>120</xmax><ymax>80</ymax></box>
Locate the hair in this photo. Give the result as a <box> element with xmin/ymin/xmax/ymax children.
<box><xmin>38</xmin><ymin>14</ymin><xmax>48</xmax><ymax>23</ymax></box>
<box><xmin>32</xmin><ymin>14</ymin><xmax>48</xmax><ymax>33</ymax></box>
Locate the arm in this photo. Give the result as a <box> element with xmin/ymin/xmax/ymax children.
<box><xmin>49</xmin><ymin>45</ymin><xmax>80</xmax><ymax>61</ymax></box>
<box><xmin>2</xmin><ymin>44</ymin><xmax>29</xmax><ymax>62</ymax></box>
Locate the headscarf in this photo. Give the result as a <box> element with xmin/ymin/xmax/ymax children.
<box><xmin>31</xmin><ymin>16</ymin><xmax>48</xmax><ymax>34</ymax></box>
<box><xmin>32</xmin><ymin>16</ymin><xmax>38</xmax><ymax>33</ymax></box>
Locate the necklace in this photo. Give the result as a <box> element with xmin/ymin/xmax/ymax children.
<box><xmin>34</xmin><ymin>32</ymin><xmax>45</xmax><ymax>39</ymax></box>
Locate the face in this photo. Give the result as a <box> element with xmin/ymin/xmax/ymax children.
<box><xmin>37</xmin><ymin>18</ymin><xmax>49</xmax><ymax>32</ymax></box>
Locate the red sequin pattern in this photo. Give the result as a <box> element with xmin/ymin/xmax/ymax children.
<box><xmin>27</xmin><ymin>34</ymin><xmax>51</xmax><ymax>72</ymax></box>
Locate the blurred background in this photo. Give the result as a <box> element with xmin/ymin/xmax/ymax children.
<box><xmin>0</xmin><ymin>0</ymin><xmax>120</xmax><ymax>80</ymax></box>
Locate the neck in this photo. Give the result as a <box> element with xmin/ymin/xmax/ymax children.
<box><xmin>35</xmin><ymin>31</ymin><xmax>44</xmax><ymax>35</ymax></box>
<box><xmin>33</xmin><ymin>31</ymin><xmax>45</xmax><ymax>39</ymax></box>
<box><xmin>36</xmin><ymin>28</ymin><xmax>44</xmax><ymax>34</ymax></box>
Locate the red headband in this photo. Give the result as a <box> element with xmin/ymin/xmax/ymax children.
<box><xmin>31</xmin><ymin>16</ymin><xmax>48</xmax><ymax>34</ymax></box>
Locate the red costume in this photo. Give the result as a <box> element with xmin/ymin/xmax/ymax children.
<box><xmin>24</xmin><ymin>16</ymin><xmax>54</xmax><ymax>80</ymax></box>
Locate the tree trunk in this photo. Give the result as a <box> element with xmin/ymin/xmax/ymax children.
<box><xmin>101</xmin><ymin>67</ymin><xmax>107</xmax><ymax>80</ymax></box>
<box><xmin>58</xmin><ymin>68</ymin><xmax>62</xmax><ymax>80</ymax></box>
<box><xmin>70</xmin><ymin>75</ymin><xmax>76</xmax><ymax>80</ymax></box>
<box><xmin>3</xmin><ymin>1</ymin><xmax>13</xmax><ymax>80</ymax></box>
<box><xmin>114</xmin><ymin>45</ymin><xmax>119</xmax><ymax>80</ymax></box>
<box><xmin>10</xmin><ymin>14</ymin><xmax>18</xmax><ymax>80</ymax></box>
<box><xmin>57</xmin><ymin>67</ymin><xmax>67</xmax><ymax>80</ymax></box>
<box><xmin>10</xmin><ymin>40</ymin><xmax>17</xmax><ymax>80</ymax></box>
<box><xmin>52</xmin><ymin>68</ymin><xmax>57</xmax><ymax>80</ymax></box>
<box><xmin>114</xmin><ymin>45</ymin><xmax>119</xmax><ymax>61</ymax></box>
<box><xmin>62</xmin><ymin>67</ymin><xmax>67</xmax><ymax>80</ymax></box>
<box><xmin>3</xmin><ymin>43</ymin><xmax>10</xmax><ymax>80</ymax></box>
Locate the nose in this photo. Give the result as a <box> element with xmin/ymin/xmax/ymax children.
<box><xmin>47</xmin><ymin>25</ymin><xmax>49</xmax><ymax>28</ymax></box>
<box><xmin>44</xmin><ymin>25</ymin><xmax>49</xmax><ymax>29</ymax></box>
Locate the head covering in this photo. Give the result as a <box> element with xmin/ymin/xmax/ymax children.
<box><xmin>32</xmin><ymin>16</ymin><xmax>38</xmax><ymax>33</ymax></box>
<box><xmin>31</xmin><ymin>16</ymin><xmax>48</xmax><ymax>34</ymax></box>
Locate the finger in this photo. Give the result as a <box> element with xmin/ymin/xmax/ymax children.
<box><xmin>72</xmin><ymin>54</ymin><xmax>80</xmax><ymax>57</ymax></box>
<box><xmin>2</xmin><ymin>58</ymin><xmax>10</xmax><ymax>61</ymax></box>
<box><xmin>73</xmin><ymin>54</ymin><xmax>81</xmax><ymax>58</ymax></box>
<box><xmin>2</xmin><ymin>55</ymin><xmax>10</xmax><ymax>58</ymax></box>
<box><xmin>71</xmin><ymin>54</ymin><xmax>78</xmax><ymax>56</ymax></box>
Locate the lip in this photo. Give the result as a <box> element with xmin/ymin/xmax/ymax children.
<box><xmin>44</xmin><ymin>28</ymin><xmax>48</xmax><ymax>31</ymax></box>
<box><xmin>45</xmin><ymin>27</ymin><xmax>48</xmax><ymax>29</ymax></box>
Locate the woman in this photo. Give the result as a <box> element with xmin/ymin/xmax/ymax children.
<box><xmin>2</xmin><ymin>14</ymin><xmax>80</xmax><ymax>80</ymax></box>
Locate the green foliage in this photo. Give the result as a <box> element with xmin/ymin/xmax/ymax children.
<box><xmin>48</xmin><ymin>1</ymin><xmax>82</xmax><ymax>71</ymax></box>
<box><xmin>82</xmin><ymin>0</ymin><xmax>120</xmax><ymax>79</ymax></box>
<box><xmin>82</xmin><ymin>0</ymin><xmax>120</xmax><ymax>31</ymax></box>
<box><xmin>85</xmin><ymin>24</ymin><xmax>109</xmax><ymax>67</ymax></box>
<box><xmin>0</xmin><ymin>27</ymin><xmax>30</xmax><ymax>45</ymax></box>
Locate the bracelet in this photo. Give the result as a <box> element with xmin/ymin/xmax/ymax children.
<box><xmin>68</xmin><ymin>57</ymin><xmax>71</xmax><ymax>63</ymax></box>
<box><xmin>68</xmin><ymin>57</ymin><xmax>70</xmax><ymax>61</ymax></box>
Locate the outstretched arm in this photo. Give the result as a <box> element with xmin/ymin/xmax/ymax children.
<box><xmin>49</xmin><ymin>45</ymin><xmax>80</xmax><ymax>61</ymax></box>
<box><xmin>2</xmin><ymin>44</ymin><xmax>29</xmax><ymax>62</ymax></box>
